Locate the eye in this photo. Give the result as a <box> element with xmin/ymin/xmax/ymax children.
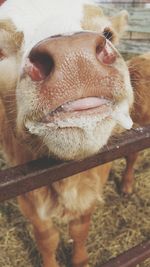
<box><xmin>103</xmin><ymin>27</ymin><xmax>114</xmax><ymax>42</ymax></box>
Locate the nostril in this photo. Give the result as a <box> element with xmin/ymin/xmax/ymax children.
<box><xmin>28</xmin><ymin>51</ymin><xmax>54</xmax><ymax>81</ymax></box>
<box><xmin>96</xmin><ymin>36</ymin><xmax>106</xmax><ymax>55</ymax></box>
<box><xmin>103</xmin><ymin>27</ymin><xmax>114</xmax><ymax>42</ymax></box>
<box><xmin>96</xmin><ymin>38</ymin><xmax>117</xmax><ymax>65</ymax></box>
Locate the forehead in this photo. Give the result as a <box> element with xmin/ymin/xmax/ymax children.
<box><xmin>0</xmin><ymin>0</ymin><xmax>95</xmax><ymax>50</ymax></box>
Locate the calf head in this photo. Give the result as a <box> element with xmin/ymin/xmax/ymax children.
<box><xmin>0</xmin><ymin>0</ymin><xmax>133</xmax><ymax>161</ymax></box>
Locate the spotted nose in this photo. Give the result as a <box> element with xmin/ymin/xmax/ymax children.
<box><xmin>26</xmin><ymin>32</ymin><xmax>117</xmax><ymax>82</ymax></box>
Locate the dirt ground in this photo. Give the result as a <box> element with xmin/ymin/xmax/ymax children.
<box><xmin>0</xmin><ymin>148</ymin><xmax>149</xmax><ymax>267</ymax></box>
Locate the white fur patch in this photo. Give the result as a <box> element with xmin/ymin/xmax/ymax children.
<box><xmin>0</xmin><ymin>0</ymin><xmax>94</xmax><ymax>52</ymax></box>
<box><xmin>112</xmin><ymin>100</ymin><xmax>133</xmax><ymax>129</ymax></box>
<box><xmin>25</xmin><ymin>97</ymin><xmax>132</xmax><ymax>160</ymax></box>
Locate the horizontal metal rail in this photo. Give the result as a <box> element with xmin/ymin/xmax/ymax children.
<box><xmin>0</xmin><ymin>125</ymin><xmax>150</xmax><ymax>266</ymax></box>
<box><xmin>0</xmin><ymin>125</ymin><xmax>150</xmax><ymax>202</ymax></box>
<box><xmin>100</xmin><ymin>240</ymin><xmax>150</xmax><ymax>267</ymax></box>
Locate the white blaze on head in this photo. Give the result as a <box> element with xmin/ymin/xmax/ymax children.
<box><xmin>0</xmin><ymin>0</ymin><xmax>94</xmax><ymax>51</ymax></box>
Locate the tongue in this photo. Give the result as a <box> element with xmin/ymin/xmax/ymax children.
<box><xmin>61</xmin><ymin>97</ymin><xmax>110</xmax><ymax>112</ymax></box>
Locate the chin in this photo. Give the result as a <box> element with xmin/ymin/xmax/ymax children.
<box><xmin>25</xmin><ymin>111</ymin><xmax>117</xmax><ymax>160</ymax></box>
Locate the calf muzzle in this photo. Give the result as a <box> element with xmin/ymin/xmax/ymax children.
<box><xmin>26</xmin><ymin>32</ymin><xmax>117</xmax><ymax>82</ymax></box>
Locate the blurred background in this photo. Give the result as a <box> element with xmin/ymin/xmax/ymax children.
<box><xmin>96</xmin><ymin>0</ymin><xmax>150</xmax><ymax>59</ymax></box>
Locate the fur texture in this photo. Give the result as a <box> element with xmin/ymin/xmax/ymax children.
<box><xmin>122</xmin><ymin>53</ymin><xmax>150</xmax><ymax>194</ymax></box>
<box><xmin>0</xmin><ymin>1</ymin><xmax>134</xmax><ymax>266</ymax></box>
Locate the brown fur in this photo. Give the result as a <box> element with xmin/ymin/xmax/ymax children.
<box><xmin>130</xmin><ymin>53</ymin><xmax>150</xmax><ymax>125</ymax></box>
<box><xmin>122</xmin><ymin>53</ymin><xmax>150</xmax><ymax>194</ymax></box>
<box><xmin>0</xmin><ymin>19</ymin><xmax>32</xmax><ymax>165</ymax></box>
<box><xmin>1</xmin><ymin>5</ymin><xmax>149</xmax><ymax>265</ymax></box>
<box><xmin>18</xmin><ymin>163</ymin><xmax>112</xmax><ymax>267</ymax></box>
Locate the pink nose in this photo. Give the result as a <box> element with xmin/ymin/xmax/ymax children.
<box><xmin>97</xmin><ymin>42</ymin><xmax>117</xmax><ymax>65</ymax></box>
<box><xmin>26</xmin><ymin>32</ymin><xmax>117</xmax><ymax>82</ymax></box>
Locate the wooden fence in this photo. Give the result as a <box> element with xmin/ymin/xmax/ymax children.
<box><xmin>0</xmin><ymin>124</ymin><xmax>150</xmax><ymax>266</ymax></box>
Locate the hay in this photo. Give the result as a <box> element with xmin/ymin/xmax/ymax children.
<box><xmin>0</xmin><ymin>149</ymin><xmax>150</xmax><ymax>267</ymax></box>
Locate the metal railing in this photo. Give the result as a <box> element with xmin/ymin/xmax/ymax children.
<box><xmin>0</xmin><ymin>125</ymin><xmax>150</xmax><ymax>266</ymax></box>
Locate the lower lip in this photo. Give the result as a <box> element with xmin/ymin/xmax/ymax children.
<box><xmin>42</xmin><ymin>102</ymin><xmax>113</xmax><ymax>124</ymax></box>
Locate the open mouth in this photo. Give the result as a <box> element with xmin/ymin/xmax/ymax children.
<box><xmin>25</xmin><ymin>96</ymin><xmax>133</xmax><ymax>135</ymax></box>
<box><xmin>41</xmin><ymin>97</ymin><xmax>113</xmax><ymax>124</ymax></box>
<box><xmin>25</xmin><ymin>96</ymin><xmax>114</xmax><ymax>134</ymax></box>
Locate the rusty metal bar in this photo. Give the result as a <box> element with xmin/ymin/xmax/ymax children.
<box><xmin>0</xmin><ymin>125</ymin><xmax>150</xmax><ymax>202</ymax></box>
<box><xmin>100</xmin><ymin>240</ymin><xmax>150</xmax><ymax>267</ymax></box>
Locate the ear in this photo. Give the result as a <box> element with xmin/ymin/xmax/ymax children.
<box><xmin>0</xmin><ymin>19</ymin><xmax>23</xmax><ymax>95</ymax></box>
<box><xmin>82</xmin><ymin>4</ymin><xmax>105</xmax><ymax>32</ymax></box>
<box><xmin>0</xmin><ymin>19</ymin><xmax>24</xmax><ymax>50</ymax></box>
<box><xmin>12</xmin><ymin>31</ymin><xmax>24</xmax><ymax>50</ymax></box>
<box><xmin>82</xmin><ymin>5</ymin><xmax>128</xmax><ymax>45</ymax></box>
<box><xmin>111</xmin><ymin>10</ymin><xmax>129</xmax><ymax>38</ymax></box>
<box><xmin>83</xmin><ymin>4</ymin><xmax>104</xmax><ymax>19</ymax></box>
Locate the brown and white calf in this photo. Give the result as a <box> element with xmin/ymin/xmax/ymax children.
<box><xmin>0</xmin><ymin>1</ymin><xmax>134</xmax><ymax>266</ymax></box>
